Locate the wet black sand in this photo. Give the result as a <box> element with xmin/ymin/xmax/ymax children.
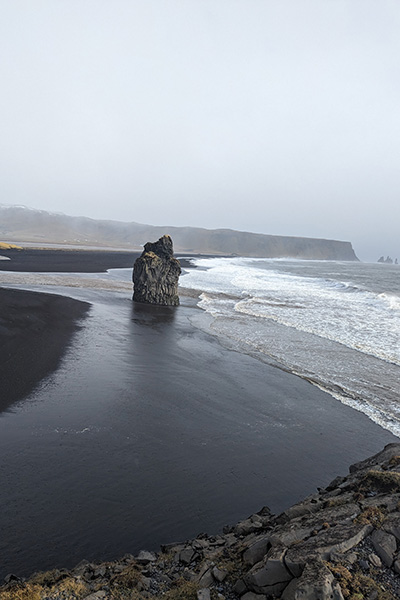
<box><xmin>0</xmin><ymin>292</ymin><xmax>397</xmax><ymax>578</ymax></box>
<box><xmin>0</xmin><ymin>248</ymin><xmax>196</xmax><ymax>413</ymax></box>
<box><xmin>0</xmin><ymin>288</ymin><xmax>90</xmax><ymax>413</ymax></box>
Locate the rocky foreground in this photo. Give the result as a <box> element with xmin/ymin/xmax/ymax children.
<box><xmin>2</xmin><ymin>444</ymin><xmax>400</xmax><ymax>600</ymax></box>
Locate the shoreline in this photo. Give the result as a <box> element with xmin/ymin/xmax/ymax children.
<box><xmin>0</xmin><ymin>248</ymin><xmax>398</xmax><ymax>588</ymax></box>
<box><xmin>0</xmin><ymin>288</ymin><xmax>90</xmax><ymax>414</ymax></box>
<box><xmin>0</xmin><ymin>247</ymin><xmax>204</xmax><ymax>273</ymax></box>
<box><xmin>0</xmin><ymin>248</ymin><xmax>196</xmax><ymax>414</ymax></box>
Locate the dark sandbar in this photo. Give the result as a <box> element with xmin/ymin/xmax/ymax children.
<box><xmin>0</xmin><ymin>248</ymin><xmax>140</xmax><ymax>273</ymax></box>
<box><xmin>0</xmin><ymin>247</ymin><xmax>196</xmax><ymax>273</ymax></box>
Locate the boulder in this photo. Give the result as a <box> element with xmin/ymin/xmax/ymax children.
<box><xmin>180</xmin><ymin>547</ymin><xmax>198</xmax><ymax>565</ymax></box>
<box><xmin>196</xmin><ymin>562</ymin><xmax>215</xmax><ymax>587</ymax></box>
<box><xmin>368</xmin><ymin>553</ymin><xmax>382</xmax><ymax>568</ymax></box>
<box><xmin>136</xmin><ymin>550</ymin><xmax>157</xmax><ymax>565</ymax></box>
<box><xmin>197</xmin><ymin>589</ymin><xmax>211</xmax><ymax>600</ymax></box>
<box><xmin>133</xmin><ymin>235</ymin><xmax>181</xmax><ymax>306</ymax></box>
<box><xmin>371</xmin><ymin>529</ymin><xmax>397</xmax><ymax>567</ymax></box>
<box><xmin>285</xmin><ymin>523</ymin><xmax>372</xmax><ymax>577</ymax></box>
<box><xmin>212</xmin><ymin>566</ymin><xmax>227</xmax><ymax>582</ymax></box>
<box><xmin>293</xmin><ymin>559</ymin><xmax>344</xmax><ymax>600</ymax></box>
<box><xmin>243</xmin><ymin>536</ymin><xmax>270</xmax><ymax>566</ymax></box>
<box><xmin>244</xmin><ymin>545</ymin><xmax>293</xmax><ymax>595</ymax></box>
<box><xmin>382</xmin><ymin>512</ymin><xmax>400</xmax><ymax>540</ymax></box>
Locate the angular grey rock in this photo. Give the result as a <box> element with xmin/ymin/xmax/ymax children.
<box><xmin>277</xmin><ymin>494</ymin><xmax>325</xmax><ymax>524</ymax></box>
<box><xmin>281</xmin><ymin>578</ymin><xmax>299</xmax><ymax>600</ymax></box>
<box><xmin>371</xmin><ymin>529</ymin><xmax>397</xmax><ymax>567</ymax></box>
<box><xmin>269</xmin><ymin>527</ymin><xmax>315</xmax><ymax>548</ymax></box>
<box><xmin>197</xmin><ymin>588</ymin><xmax>211</xmax><ymax>600</ymax></box>
<box><xmin>234</xmin><ymin>517</ymin><xmax>263</xmax><ymax>536</ymax></box>
<box><xmin>112</xmin><ymin>564</ymin><xmax>125</xmax><ymax>573</ymax></box>
<box><xmin>180</xmin><ymin>547</ymin><xmax>198</xmax><ymax>564</ymax></box>
<box><xmin>361</xmin><ymin>494</ymin><xmax>400</xmax><ymax>513</ymax></box>
<box><xmin>382</xmin><ymin>512</ymin><xmax>400</xmax><ymax>540</ymax></box>
<box><xmin>93</xmin><ymin>566</ymin><xmax>107</xmax><ymax>578</ymax></box>
<box><xmin>244</xmin><ymin>545</ymin><xmax>293</xmax><ymax>595</ymax></box>
<box><xmin>346</xmin><ymin>552</ymin><xmax>358</xmax><ymax>565</ymax></box>
<box><xmin>212</xmin><ymin>566</ymin><xmax>227</xmax><ymax>582</ymax></box>
<box><xmin>242</xmin><ymin>592</ymin><xmax>267</xmax><ymax>600</ymax></box>
<box><xmin>285</xmin><ymin>523</ymin><xmax>372</xmax><ymax>577</ymax></box>
<box><xmin>368</xmin><ymin>553</ymin><xmax>382</xmax><ymax>568</ymax></box>
<box><xmin>133</xmin><ymin>235</ymin><xmax>181</xmax><ymax>305</ymax></box>
<box><xmin>293</xmin><ymin>559</ymin><xmax>344</xmax><ymax>600</ymax></box>
<box><xmin>192</xmin><ymin>539</ymin><xmax>210</xmax><ymax>551</ymax></box>
<box><xmin>136</xmin><ymin>550</ymin><xmax>157</xmax><ymax>565</ymax></box>
<box><xmin>325</xmin><ymin>476</ymin><xmax>347</xmax><ymax>491</ymax></box>
<box><xmin>243</xmin><ymin>536</ymin><xmax>270</xmax><ymax>566</ymax></box>
<box><xmin>196</xmin><ymin>562</ymin><xmax>215</xmax><ymax>588</ymax></box>
<box><xmin>233</xmin><ymin>578</ymin><xmax>248</xmax><ymax>595</ymax></box>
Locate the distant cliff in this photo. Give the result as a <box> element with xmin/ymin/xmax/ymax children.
<box><xmin>0</xmin><ymin>205</ymin><xmax>358</xmax><ymax>260</ymax></box>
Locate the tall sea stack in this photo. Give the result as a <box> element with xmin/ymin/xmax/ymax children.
<box><xmin>132</xmin><ymin>235</ymin><xmax>181</xmax><ymax>306</ymax></box>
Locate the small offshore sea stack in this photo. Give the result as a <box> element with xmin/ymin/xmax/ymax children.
<box><xmin>132</xmin><ymin>235</ymin><xmax>181</xmax><ymax>306</ymax></box>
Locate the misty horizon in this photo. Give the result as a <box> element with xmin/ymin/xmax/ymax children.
<box><xmin>0</xmin><ymin>200</ymin><xmax>396</xmax><ymax>263</ymax></box>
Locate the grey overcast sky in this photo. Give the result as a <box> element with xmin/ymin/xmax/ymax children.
<box><xmin>1</xmin><ymin>1</ymin><xmax>399</xmax><ymax>261</ymax></box>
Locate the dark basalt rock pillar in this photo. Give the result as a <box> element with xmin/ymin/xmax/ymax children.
<box><xmin>132</xmin><ymin>235</ymin><xmax>181</xmax><ymax>306</ymax></box>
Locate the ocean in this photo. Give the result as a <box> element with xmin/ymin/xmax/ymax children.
<box><xmin>179</xmin><ymin>257</ymin><xmax>400</xmax><ymax>437</ymax></box>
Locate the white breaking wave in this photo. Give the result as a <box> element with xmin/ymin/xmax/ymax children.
<box><xmin>181</xmin><ymin>257</ymin><xmax>400</xmax><ymax>437</ymax></box>
<box><xmin>180</xmin><ymin>257</ymin><xmax>400</xmax><ymax>366</ymax></box>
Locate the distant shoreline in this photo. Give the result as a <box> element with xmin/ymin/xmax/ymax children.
<box><xmin>0</xmin><ymin>247</ymin><xmax>208</xmax><ymax>273</ymax></box>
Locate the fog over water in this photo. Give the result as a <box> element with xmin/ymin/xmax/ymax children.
<box><xmin>1</xmin><ymin>1</ymin><xmax>400</xmax><ymax>261</ymax></box>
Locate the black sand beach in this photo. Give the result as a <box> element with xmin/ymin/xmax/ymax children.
<box><xmin>0</xmin><ymin>249</ymin><xmax>132</xmax><ymax>413</ymax></box>
<box><xmin>0</xmin><ymin>288</ymin><xmax>90</xmax><ymax>413</ymax></box>
<box><xmin>0</xmin><ymin>248</ymin><xmax>140</xmax><ymax>272</ymax></box>
<box><xmin>0</xmin><ymin>248</ymin><xmax>192</xmax><ymax>412</ymax></box>
<box><xmin>0</xmin><ymin>248</ymin><xmax>397</xmax><ymax>578</ymax></box>
<box><xmin>0</xmin><ymin>247</ymin><xmax>197</xmax><ymax>273</ymax></box>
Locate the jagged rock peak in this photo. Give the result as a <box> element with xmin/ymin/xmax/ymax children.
<box><xmin>143</xmin><ymin>234</ymin><xmax>174</xmax><ymax>258</ymax></box>
<box><xmin>132</xmin><ymin>235</ymin><xmax>181</xmax><ymax>306</ymax></box>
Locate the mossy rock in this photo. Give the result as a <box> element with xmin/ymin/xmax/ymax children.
<box><xmin>357</xmin><ymin>470</ymin><xmax>400</xmax><ymax>494</ymax></box>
